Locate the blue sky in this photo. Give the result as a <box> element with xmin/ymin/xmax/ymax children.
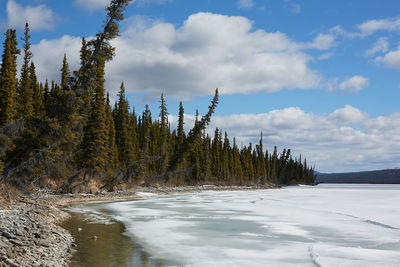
<box><xmin>1</xmin><ymin>0</ymin><xmax>400</xmax><ymax>172</ymax></box>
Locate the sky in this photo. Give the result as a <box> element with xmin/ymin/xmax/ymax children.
<box><xmin>0</xmin><ymin>0</ymin><xmax>400</xmax><ymax>173</ymax></box>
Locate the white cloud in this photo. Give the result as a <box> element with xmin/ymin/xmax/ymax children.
<box><xmin>74</xmin><ymin>0</ymin><xmax>172</xmax><ymax>12</ymax></box>
<box><xmin>338</xmin><ymin>76</ymin><xmax>370</xmax><ymax>93</ymax></box>
<box><xmin>29</xmin><ymin>35</ymin><xmax>82</xmax><ymax>83</ymax></box>
<box><xmin>73</xmin><ymin>0</ymin><xmax>109</xmax><ymax>12</ymax></box>
<box><xmin>169</xmin><ymin>107</ymin><xmax>400</xmax><ymax>172</ymax></box>
<box><xmin>329</xmin><ymin>105</ymin><xmax>367</xmax><ymax>124</ymax></box>
<box><xmin>328</xmin><ymin>75</ymin><xmax>370</xmax><ymax>94</ymax></box>
<box><xmin>237</xmin><ymin>0</ymin><xmax>254</xmax><ymax>9</ymax></box>
<box><xmin>366</xmin><ymin>37</ymin><xmax>389</xmax><ymax>56</ymax></box>
<box><xmin>376</xmin><ymin>45</ymin><xmax>400</xmax><ymax>69</ymax></box>
<box><xmin>7</xmin><ymin>0</ymin><xmax>57</xmax><ymax>31</ymax></box>
<box><xmin>357</xmin><ymin>17</ymin><xmax>400</xmax><ymax>37</ymax></box>
<box><xmin>305</xmin><ymin>33</ymin><xmax>336</xmax><ymax>50</ymax></box>
<box><xmin>30</xmin><ymin>12</ymin><xmax>323</xmax><ymax>100</ymax></box>
<box><xmin>318</xmin><ymin>52</ymin><xmax>334</xmax><ymax>60</ymax></box>
<box><xmin>329</xmin><ymin>18</ymin><xmax>400</xmax><ymax>39</ymax></box>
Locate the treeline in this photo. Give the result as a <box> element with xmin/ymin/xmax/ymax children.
<box><xmin>0</xmin><ymin>1</ymin><xmax>315</xmax><ymax>192</ymax></box>
<box><xmin>316</xmin><ymin>169</ymin><xmax>400</xmax><ymax>184</ymax></box>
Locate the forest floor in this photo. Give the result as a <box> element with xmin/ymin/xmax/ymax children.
<box><xmin>0</xmin><ymin>185</ymin><xmax>275</xmax><ymax>267</ymax></box>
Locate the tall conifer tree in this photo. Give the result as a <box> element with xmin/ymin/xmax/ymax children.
<box><xmin>176</xmin><ymin>101</ymin><xmax>186</xmax><ymax>170</ymax></box>
<box><xmin>79</xmin><ymin>60</ymin><xmax>108</xmax><ymax>170</ymax></box>
<box><xmin>0</xmin><ymin>29</ymin><xmax>19</xmax><ymax>125</ymax></box>
<box><xmin>61</xmin><ymin>54</ymin><xmax>70</xmax><ymax>91</ymax></box>
<box><xmin>30</xmin><ymin>63</ymin><xmax>45</xmax><ymax>116</ymax></box>
<box><xmin>115</xmin><ymin>82</ymin><xmax>134</xmax><ymax>166</ymax></box>
<box><xmin>159</xmin><ymin>93</ymin><xmax>169</xmax><ymax>174</ymax></box>
<box><xmin>17</xmin><ymin>22</ymin><xmax>34</xmax><ymax>118</ymax></box>
<box><xmin>106</xmin><ymin>93</ymin><xmax>119</xmax><ymax>170</ymax></box>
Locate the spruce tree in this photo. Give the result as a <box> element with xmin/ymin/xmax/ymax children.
<box><xmin>271</xmin><ymin>146</ymin><xmax>278</xmax><ymax>183</ymax></box>
<box><xmin>79</xmin><ymin>60</ymin><xmax>109</xmax><ymax>171</ymax></box>
<box><xmin>232</xmin><ymin>137</ymin><xmax>243</xmax><ymax>184</ymax></box>
<box><xmin>190</xmin><ymin>110</ymin><xmax>201</xmax><ymax>182</ymax></box>
<box><xmin>43</xmin><ymin>79</ymin><xmax>50</xmax><ymax>115</ymax></box>
<box><xmin>115</xmin><ymin>82</ymin><xmax>134</xmax><ymax>166</ymax></box>
<box><xmin>106</xmin><ymin>93</ymin><xmax>119</xmax><ymax>170</ymax></box>
<box><xmin>258</xmin><ymin>132</ymin><xmax>266</xmax><ymax>184</ymax></box>
<box><xmin>211</xmin><ymin>128</ymin><xmax>220</xmax><ymax>178</ymax></box>
<box><xmin>30</xmin><ymin>63</ymin><xmax>45</xmax><ymax>116</ymax></box>
<box><xmin>61</xmin><ymin>54</ymin><xmax>70</xmax><ymax>91</ymax></box>
<box><xmin>128</xmin><ymin>109</ymin><xmax>139</xmax><ymax>163</ymax></box>
<box><xmin>141</xmin><ymin>105</ymin><xmax>152</xmax><ymax>159</ymax></box>
<box><xmin>222</xmin><ymin>132</ymin><xmax>230</xmax><ymax>180</ymax></box>
<box><xmin>0</xmin><ymin>29</ymin><xmax>20</xmax><ymax>126</ymax></box>
<box><xmin>17</xmin><ymin>22</ymin><xmax>34</xmax><ymax>119</ymax></box>
<box><xmin>201</xmin><ymin>133</ymin><xmax>211</xmax><ymax>182</ymax></box>
<box><xmin>159</xmin><ymin>93</ymin><xmax>169</xmax><ymax>174</ymax></box>
<box><xmin>176</xmin><ymin>101</ymin><xmax>186</xmax><ymax>170</ymax></box>
<box><xmin>177</xmin><ymin>101</ymin><xmax>185</xmax><ymax>145</ymax></box>
<box><xmin>74</xmin><ymin>38</ymin><xmax>92</xmax><ymax>120</ymax></box>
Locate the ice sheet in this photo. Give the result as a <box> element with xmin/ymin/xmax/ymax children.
<box><xmin>78</xmin><ymin>184</ymin><xmax>400</xmax><ymax>266</ymax></box>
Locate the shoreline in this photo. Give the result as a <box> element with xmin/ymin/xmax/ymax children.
<box><xmin>0</xmin><ymin>185</ymin><xmax>275</xmax><ymax>266</ymax></box>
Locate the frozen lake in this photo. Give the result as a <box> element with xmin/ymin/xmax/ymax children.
<box><xmin>70</xmin><ymin>184</ymin><xmax>400</xmax><ymax>266</ymax></box>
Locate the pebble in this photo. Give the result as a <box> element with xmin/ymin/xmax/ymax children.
<box><xmin>1</xmin><ymin>231</ymin><xmax>16</xmax><ymax>240</ymax></box>
<box><xmin>9</xmin><ymin>240</ymin><xmax>24</xmax><ymax>246</ymax></box>
<box><xmin>0</xmin><ymin>240</ymin><xmax>9</xmax><ymax>249</ymax></box>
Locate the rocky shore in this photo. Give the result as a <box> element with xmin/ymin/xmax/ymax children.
<box><xmin>0</xmin><ymin>197</ymin><xmax>73</xmax><ymax>267</ymax></box>
<box><xmin>0</xmin><ymin>185</ymin><xmax>274</xmax><ymax>266</ymax></box>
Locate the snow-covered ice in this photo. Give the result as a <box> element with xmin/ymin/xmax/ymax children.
<box><xmin>77</xmin><ymin>184</ymin><xmax>400</xmax><ymax>266</ymax></box>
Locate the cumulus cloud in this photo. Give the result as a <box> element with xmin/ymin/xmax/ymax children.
<box><xmin>6</xmin><ymin>0</ymin><xmax>57</xmax><ymax>31</ymax></box>
<box><xmin>29</xmin><ymin>35</ymin><xmax>82</xmax><ymax>83</ymax></box>
<box><xmin>329</xmin><ymin>105</ymin><xmax>367</xmax><ymax>124</ymax></box>
<box><xmin>376</xmin><ymin>45</ymin><xmax>400</xmax><ymax>69</ymax></box>
<box><xmin>329</xmin><ymin>18</ymin><xmax>400</xmax><ymax>39</ymax></box>
<box><xmin>366</xmin><ymin>37</ymin><xmax>389</xmax><ymax>56</ymax></box>
<box><xmin>168</xmin><ymin>106</ymin><xmax>400</xmax><ymax>172</ymax></box>
<box><xmin>327</xmin><ymin>75</ymin><xmax>370</xmax><ymax>94</ymax></box>
<box><xmin>305</xmin><ymin>33</ymin><xmax>336</xmax><ymax>50</ymax></box>
<box><xmin>357</xmin><ymin>17</ymin><xmax>400</xmax><ymax>37</ymax></box>
<box><xmin>74</xmin><ymin>0</ymin><xmax>172</xmax><ymax>12</ymax></box>
<box><xmin>30</xmin><ymin>12</ymin><xmax>323</xmax><ymax>100</ymax></box>
<box><xmin>73</xmin><ymin>0</ymin><xmax>109</xmax><ymax>12</ymax></box>
<box><xmin>237</xmin><ymin>0</ymin><xmax>254</xmax><ymax>9</ymax></box>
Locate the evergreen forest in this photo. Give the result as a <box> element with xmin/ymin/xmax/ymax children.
<box><xmin>0</xmin><ymin>0</ymin><xmax>315</xmax><ymax>193</ymax></box>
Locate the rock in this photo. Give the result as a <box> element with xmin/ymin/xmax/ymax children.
<box><xmin>36</xmin><ymin>240</ymin><xmax>51</xmax><ymax>248</ymax></box>
<box><xmin>2</xmin><ymin>230</ymin><xmax>16</xmax><ymax>240</ymax></box>
<box><xmin>90</xmin><ymin>236</ymin><xmax>97</xmax><ymax>240</ymax></box>
<box><xmin>0</xmin><ymin>240</ymin><xmax>9</xmax><ymax>248</ymax></box>
<box><xmin>0</xmin><ymin>255</ymin><xmax>20</xmax><ymax>267</ymax></box>
<box><xmin>33</xmin><ymin>232</ymin><xmax>41</xmax><ymax>239</ymax></box>
<box><xmin>15</xmin><ymin>230</ymin><xmax>24</xmax><ymax>237</ymax></box>
<box><xmin>9</xmin><ymin>239</ymin><xmax>24</xmax><ymax>246</ymax></box>
<box><xmin>77</xmin><ymin>228</ymin><xmax>82</xmax><ymax>232</ymax></box>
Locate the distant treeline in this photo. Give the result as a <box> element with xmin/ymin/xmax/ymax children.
<box><xmin>316</xmin><ymin>169</ymin><xmax>400</xmax><ymax>184</ymax></box>
<box><xmin>0</xmin><ymin>1</ymin><xmax>315</xmax><ymax>192</ymax></box>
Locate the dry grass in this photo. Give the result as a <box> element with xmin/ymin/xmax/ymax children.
<box><xmin>0</xmin><ymin>182</ymin><xmax>21</xmax><ymax>206</ymax></box>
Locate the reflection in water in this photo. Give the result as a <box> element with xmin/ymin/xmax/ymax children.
<box><xmin>61</xmin><ymin>212</ymin><xmax>165</xmax><ymax>267</ymax></box>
